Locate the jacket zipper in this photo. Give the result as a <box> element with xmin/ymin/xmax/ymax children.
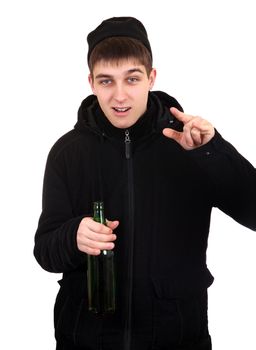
<box><xmin>124</xmin><ymin>129</ymin><xmax>134</xmax><ymax>350</ymax></box>
<box><xmin>125</xmin><ymin>129</ymin><xmax>131</xmax><ymax>159</ymax></box>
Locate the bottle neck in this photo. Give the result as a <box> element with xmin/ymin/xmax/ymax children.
<box><xmin>93</xmin><ymin>201</ymin><xmax>105</xmax><ymax>224</ymax></box>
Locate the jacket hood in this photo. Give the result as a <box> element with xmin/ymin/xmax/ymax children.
<box><xmin>74</xmin><ymin>90</ymin><xmax>184</xmax><ymax>135</ymax></box>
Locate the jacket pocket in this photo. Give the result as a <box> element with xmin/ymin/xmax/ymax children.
<box><xmin>54</xmin><ymin>276</ymin><xmax>102</xmax><ymax>348</ymax></box>
<box><xmin>151</xmin><ymin>269</ymin><xmax>212</xmax><ymax>348</ymax></box>
<box><xmin>152</xmin><ymin>293</ymin><xmax>184</xmax><ymax>347</ymax></box>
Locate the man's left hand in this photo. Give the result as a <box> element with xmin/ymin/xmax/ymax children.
<box><xmin>163</xmin><ymin>107</ymin><xmax>215</xmax><ymax>150</ymax></box>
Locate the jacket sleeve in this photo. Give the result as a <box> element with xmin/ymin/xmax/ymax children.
<box><xmin>34</xmin><ymin>148</ymin><xmax>86</xmax><ymax>273</ymax></box>
<box><xmin>189</xmin><ymin>131</ymin><xmax>256</xmax><ymax>231</ymax></box>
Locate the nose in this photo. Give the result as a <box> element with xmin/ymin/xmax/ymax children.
<box><xmin>113</xmin><ymin>83</ymin><xmax>127</xmax><ymax>103</ymax></box>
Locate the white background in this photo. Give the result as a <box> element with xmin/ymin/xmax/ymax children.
<box><xmin>1</xmin><ymin>0</ymin><xmax>256</xmax><ymax>349</ymax></box>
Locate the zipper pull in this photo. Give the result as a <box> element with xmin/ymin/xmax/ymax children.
<box><xmin>124</xmin><ymin>129</ymin><xmax>131</xmax><ymax>159</ymax></box>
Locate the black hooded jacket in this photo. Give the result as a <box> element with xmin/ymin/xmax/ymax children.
<box><xmin>34</xmin><ymin>91</ymin><xmax>256</xmax><ymax>349</ymax></box>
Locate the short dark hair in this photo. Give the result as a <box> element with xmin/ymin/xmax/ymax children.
<box><xmin>88</xmin><ymin>37</ymin><xmax>153</xmax><ymax>77</ymax></box>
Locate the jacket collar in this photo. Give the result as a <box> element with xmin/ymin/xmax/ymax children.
<box><xmin>75</xmin><ymin>91</ymin><xmax>184</xmax><ymax>138</ymax></box>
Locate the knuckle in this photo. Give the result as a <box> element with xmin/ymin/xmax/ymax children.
<box><xmin>191</xmin><ymin>127</ymin><xmax>199</xmax><ymax>135</ymax></box>
<box><xmin>82</xmin><ymin>216</ymin><xmax>91</xmax><ymax>225</ymax></box>
<box><xmin>87</xmin><ymin>239</ymin><xmax>98</xmax><ymax>249</ymax></box>
<box><xmin>97</xmin><ymin>225</ymin><xmax>105</xmax><ymax>233</ymax></box>
<box><xmin>87</xmin><ymin>247</ymin><xmax>100</xmax><ymax>256</ymax></box>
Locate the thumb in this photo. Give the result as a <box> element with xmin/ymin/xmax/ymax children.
<box><xmin>162</xmin><ymin>127</ymin><xmax>181</xmax><ymax>143</ymax></box>
<box><xmin>106</xmin><ymin>219</ymin><xmax>119</xmax><ymax>230</ymax></box>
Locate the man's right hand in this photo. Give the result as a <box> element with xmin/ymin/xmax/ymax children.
<box><xmin>77</xmin><ymin>217</ymin><xmax>119</xmax><ymax>255</ymax></box>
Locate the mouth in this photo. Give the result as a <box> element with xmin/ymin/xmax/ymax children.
<box><xmin>112</xmin><ymin>107</ymin><xmax>131</xmax><ymax>113</ymax></box>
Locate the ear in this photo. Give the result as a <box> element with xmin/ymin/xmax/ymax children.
<box><xmin>88</xmin><ymin>73</ymin><xmax>96</xmax><ymax>94</ymax></box>
<box><xmin>148</xmin><ymin>68</ymin><xmax>157</xmax><ymax>90</ymax></box>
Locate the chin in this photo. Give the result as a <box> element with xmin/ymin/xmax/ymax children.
<box><xmin>113</xmin><ymin>123</ymin><xmax>131</xmax><ymax>129</ymax></box>
<box><xmin>110</xmin><ymin>119</ymin><xmax>135</xmax><ymax>129</ymax></box>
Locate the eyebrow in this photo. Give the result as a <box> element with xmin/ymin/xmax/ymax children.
<box><xmin>95</xmin><ymin>68</ymin><xmax>145</xmax><ymax>79</ymax></box>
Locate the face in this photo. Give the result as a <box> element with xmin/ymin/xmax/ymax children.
<box><xmin>88</xmin><ymin>59</ymin><xmax>156</xmax><ymax>129</ymax></box>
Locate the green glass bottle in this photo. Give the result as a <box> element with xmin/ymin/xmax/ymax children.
<box><xmin>87</xmin><ymin>201</ymin><xmax>116</xmax><ymax>314</ymax></box>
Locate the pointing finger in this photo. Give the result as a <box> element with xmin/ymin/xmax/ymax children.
<box><xmin>170</xmin><ymin>107</ymin><xmax>193</xmax><ymax>124</ymax></box>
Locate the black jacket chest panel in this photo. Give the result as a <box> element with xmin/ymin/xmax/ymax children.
<box><xmin>60</xmin><ymin>131</ymin><xmax>212</xmax><ymax>274</ymax></box>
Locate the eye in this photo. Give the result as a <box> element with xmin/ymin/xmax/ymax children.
<box><xmin>99</xmin><ymin>79</ymin><xmax>112</xmax><ymax>86</ymax></box>
<box><xmin>127</xmin><ymin>77</ymin><xmax>139</xmax><ymax>84</ymax></box>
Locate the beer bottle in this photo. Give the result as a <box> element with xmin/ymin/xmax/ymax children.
<box><xmin>87</xmin><ymin>201</ymin><xmax>116</xmax><ymax>314</ymax></box>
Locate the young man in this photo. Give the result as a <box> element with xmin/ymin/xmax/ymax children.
<box><xmin>34</xmin><ymin>17</ymin><xmax>256</xmax><ymax>350</ymax></box>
